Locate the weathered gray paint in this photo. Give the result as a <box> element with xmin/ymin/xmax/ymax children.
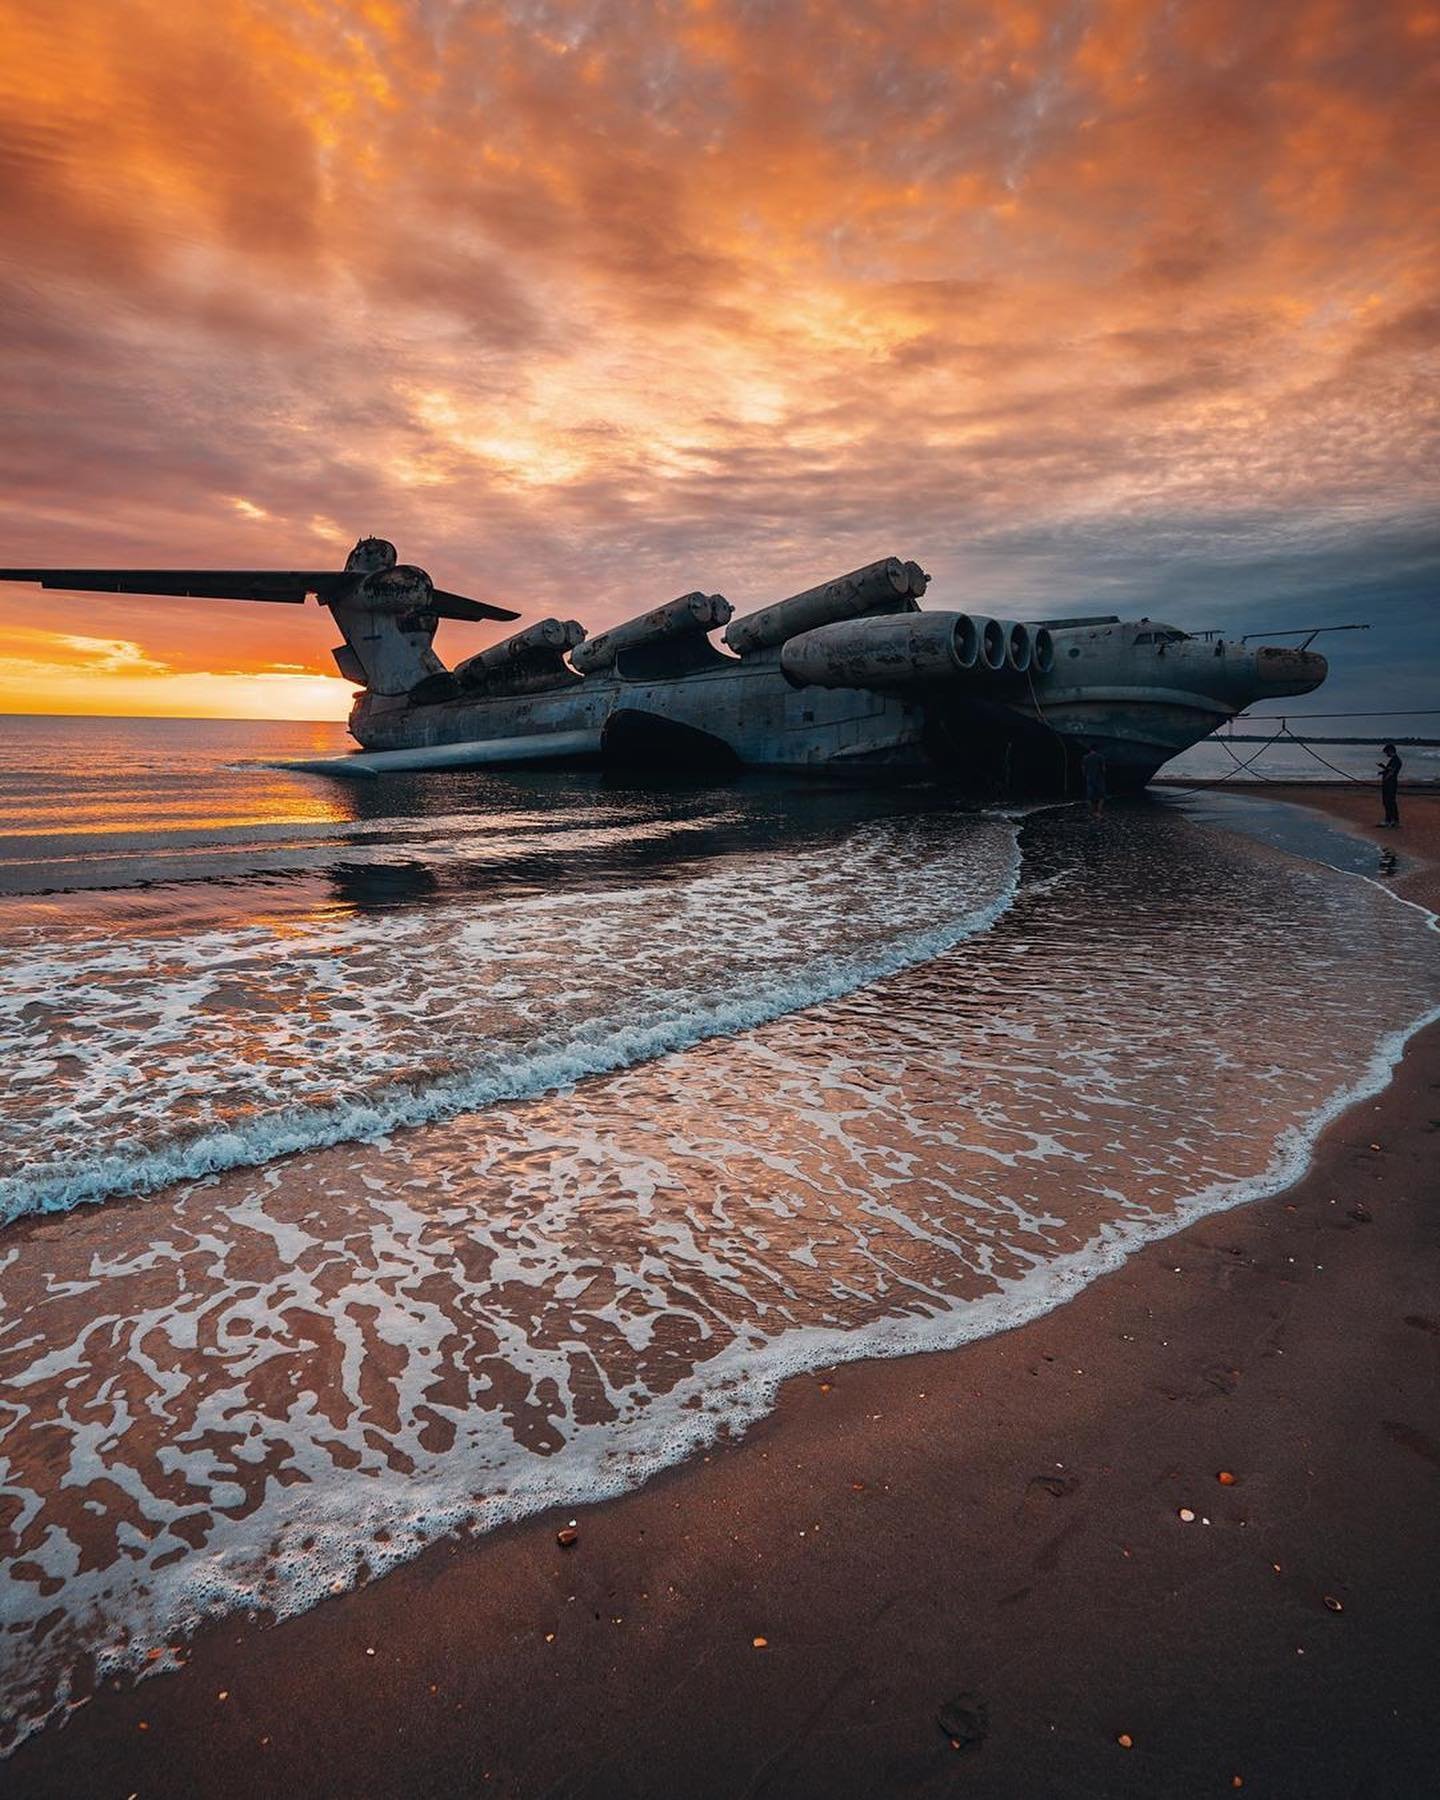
<box><xmin>780</xmin><ymin>612</ymin><xmax>995</xmax><ymax>690</ymax></box>
<box><xmin>571</xmin><ymin>592</ymin><xmax>731</xmax><ymax>674</ymax></box>
<box><xmin>723</xmin><ymin>558</ymin><xmax>923</xmax><ymax>657</ymax></box>
<box><xmin>456</xmin><ymin>618</ymin><xmax>585</xmax><ymax>677</ymax></box>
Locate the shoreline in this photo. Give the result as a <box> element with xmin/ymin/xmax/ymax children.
<box><xmin>8</xmin><ymin>790</ymin><xmax>1439</xmax><ymax>1798</ymax></box>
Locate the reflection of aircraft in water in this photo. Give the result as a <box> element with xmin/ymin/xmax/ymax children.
<box><xmin>0</xmin><ymin>536</ymin><xmax>1328</xmax><ymax>792</ymax></box>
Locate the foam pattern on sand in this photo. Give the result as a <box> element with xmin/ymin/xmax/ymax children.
<box><xmin>1</xmin><ymin>807</ymin><xmax>1436</xmax><ymax>1751</ymax></box>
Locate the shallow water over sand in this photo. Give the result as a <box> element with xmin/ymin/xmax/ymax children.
<box><xmin>0</xmin><ymin>719</ymin><xmax>1436</xmax><ymax>1750</ymax></box>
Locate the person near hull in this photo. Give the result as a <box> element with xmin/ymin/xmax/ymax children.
<box><xmin>1378</xmin><ymin>742</ymin><xmax>1402</xmax><ymax>828</ymax></box>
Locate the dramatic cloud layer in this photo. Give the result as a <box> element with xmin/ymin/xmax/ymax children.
<box><xmin>0</xmin><ymin>0</ymin><xmax>1435</xmax><ymax>716</ymax></box>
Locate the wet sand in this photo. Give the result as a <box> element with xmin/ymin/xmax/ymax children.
<box><xmin>9</xmin><ymin>791</ymin><xmax>1439</xmax><ymax>1800</ymax></box>
<box><xmin>1200</xmin><ymin>782</ymin><xmax>1435</xmax><ymax>901</ymax></box>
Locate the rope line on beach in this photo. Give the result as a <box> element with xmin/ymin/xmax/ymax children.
<box><xmin>1277</xmin><ymin>727</ymin><xmax>1371</xmax><ymax>785</ymax></box>
<box><xmin>1174</xmin><ymin>719</ymin><xmax>1398</xmax><ymax>793</ymax></box>
<box><xmin>1167</xmin><ymin>725</ymin><xmax>1292</xmax><ymax>795</ymax></box>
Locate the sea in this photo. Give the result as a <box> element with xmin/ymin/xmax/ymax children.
<box><xmin>1</xmin><ymin>715</ymin><xmax>1437</xmax><ymax>1751</ymax></box>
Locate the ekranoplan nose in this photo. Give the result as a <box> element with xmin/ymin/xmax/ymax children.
<box><xmin>1254</xmin><ymin>646</ymin><xmax>1328</xmax><ymax>697</ymax></box>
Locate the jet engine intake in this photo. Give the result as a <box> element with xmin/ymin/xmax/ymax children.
<box><xmin>781</xmin><ymin>612</ymin><xmax>1038</xmax><ymax>692</ymax></box>
<box><xmin>724</xmin><ymin>556</ymin><xmax>929</xmax><ymax>658</ymax></box>
<box><xmin>998</xmin><ymin>620</ymin><xmax>1032</xmax><ymax>675</ymax></box>
<box><xmin>978</xmin><ymin>616</ymin><xmax>1008</xmax><ymax>673</ymax></box>
<box><xmin>570</xmin><ymin>592</ymin><xmax>732</xmax><ymax>675</ymax></box>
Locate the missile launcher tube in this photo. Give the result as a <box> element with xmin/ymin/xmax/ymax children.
<box><xmin>724</xmin><ymin>556</ymin><xmax>927</xmax><ymax>658</ymax></box>
<box><xmin>454</xmin><ymin>618</ymin><xmax>586</xmax><ymax>681</ymax></box>
<box><xmin>570</xmin><ymin>592</ymin><xmax>732</xmax><ymax>675</ymax></box>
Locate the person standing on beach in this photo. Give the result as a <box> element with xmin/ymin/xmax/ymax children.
<box><xmin>1081</xmin><ymin>744</ymin><xmax>1106</xmax><ymax>819</ymax></box>
<box><xmin>1378</xmin><ymin>742</ymin><xmax>1402</xmax><ymax>828</ymax></box>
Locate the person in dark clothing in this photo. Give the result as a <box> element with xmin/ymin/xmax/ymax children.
<box><xmin>1378</xmin><ymin>742</ymin><xmax>1402</xmax><ymax>827</ymax></box>
<box><xmin>1081</xmin><ymin>744</ymin><xmax>1106</xmax><ymax>819</ymax></box>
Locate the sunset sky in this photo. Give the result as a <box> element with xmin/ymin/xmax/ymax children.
<box><xmin>0</xmin><ymin>0</ymin><xmax>1435</xmax><ymax>719</ymax></box>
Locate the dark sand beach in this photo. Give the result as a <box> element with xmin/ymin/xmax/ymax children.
<box><xmin>8</xmin><ymin>789</ymin><xmax>1437</xmax><ymax>1799</ymax></box>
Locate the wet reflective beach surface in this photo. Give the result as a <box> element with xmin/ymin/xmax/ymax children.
<box><xmin>0</xmin><ymin>718</ymin><xmax>1436</xmax><ymax>1751</ymax></box>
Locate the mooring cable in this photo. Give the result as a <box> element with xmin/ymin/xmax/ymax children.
<box><xmin>1278</xmin><ymin>725</ymin><xmax>1373</xmax><ymax>785</ymax></box>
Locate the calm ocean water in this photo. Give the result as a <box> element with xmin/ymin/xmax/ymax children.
<box><xmin>1</xmin><ymin>715</ymin><xmax>1437</xmax><ymax>1750</ymax></box>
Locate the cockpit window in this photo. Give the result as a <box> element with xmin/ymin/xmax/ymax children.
<box><xmin>1134</xmin><ymin>631</ymin><xmax>1154</xmax><ymax>645</ymax></box>
<box><xmin>1135</xmin><ymin>628</ymin><xmax>1189</xmax><ymax>646</ymax></box>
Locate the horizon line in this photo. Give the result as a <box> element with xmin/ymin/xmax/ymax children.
<box><xmin>0</xmin><ymin>709</ymin><xmax>349</xmax><ymax>724</ymax></box>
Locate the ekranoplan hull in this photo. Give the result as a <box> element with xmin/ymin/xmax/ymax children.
<box><xmin>350</xmin><ymin>649</ymin><xmax>1234</xmax><ymax>794</ymax></box>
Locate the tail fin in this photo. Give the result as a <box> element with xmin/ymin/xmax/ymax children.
<box><xmin>325</xmin><ymin>537</ymin><xmax>524</xmax><ymax>695</ymax></box>
<box><xmin>326</xmin><ymin>538</ymin><xmax>447</xmax><ymax>696</ymax></box>
<box><xmin>328</xmin><ymin>597</ymin><xmax>448</xmax><ymax>696</ymax></box>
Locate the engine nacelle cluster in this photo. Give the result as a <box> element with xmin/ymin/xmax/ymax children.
<box><xmin>780</xmin><ymin>612</ymin><xmax>1054</xmax><ymax>692</ymax></box>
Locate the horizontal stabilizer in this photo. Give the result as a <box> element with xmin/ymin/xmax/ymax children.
<box><xmin>429</xmin><ymin>588</ymin><xmax>521</xmax><ymax>623</ymax></box>
<box><xmin>0</xmin><ymin>569</ymin><xmax>519</xmax><ymax>621</ymax></box>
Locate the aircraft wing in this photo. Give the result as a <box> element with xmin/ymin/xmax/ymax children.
<box><xmin>0</xmin><ymin>569</ymin><xmax>350</xmax><ymax>603</ymax></box>
<box><xmin>0</xmin><ymin>569</ymin><xmax>521</xmax><ymax>621</ymax></box>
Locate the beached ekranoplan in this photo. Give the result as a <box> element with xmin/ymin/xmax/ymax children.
<box><xmin>1</xmin><ymin>3</ymin><xmax>1436</xmax><ymax>1796</ymax></box>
